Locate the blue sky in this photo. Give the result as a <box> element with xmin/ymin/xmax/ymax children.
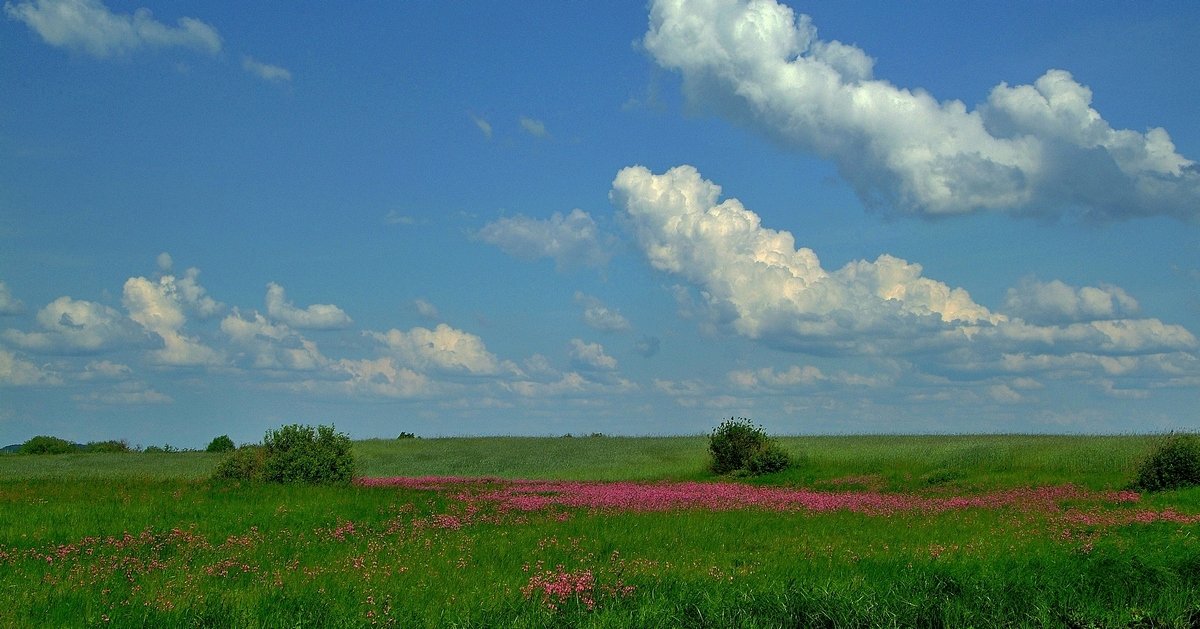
<box><xmin>2</xmin><ymin>0</ymin><xmax>1199</xmax><ymax>447</ymax></box>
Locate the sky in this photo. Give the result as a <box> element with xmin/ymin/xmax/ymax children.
<box><xmin>2</xmin><ymin>0</ymin><xmax>1199</xmax><ymax>447</ymax></box>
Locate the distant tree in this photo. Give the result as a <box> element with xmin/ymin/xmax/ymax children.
<box><xmin>206</xmin><ymin>435</ymin><xmax>236</xmax><ymax>453</ymax></box>
<box><xmin>708</xmin><ymin>417</ymin><xmax>792</xmax><ymax>476</ymax></box>
<box><xmin>83</xmin><ymin>440</ymin><xmax>132</xmax><ymax>453</ymax></box>
<box><xmin>19</xmin><ymin>435</ymin><xmax>77</xmax><ymax>455</ymax></box>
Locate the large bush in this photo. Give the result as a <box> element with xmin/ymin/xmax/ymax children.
<box><xmin>82</xmin><ymin>440</ymin><xmax>131</xmax><ymax>453</ymax></box>
<box><xmin>206</xmin><ymin>435</ymin><xmax>236</xmax><ymax>453</ymax></box>
<box><xmin>1133</xmin><ymin>432</ymin><xmax>1200</xmax><ymax>492</ymax></box>
<box><xmin>19</xmin><ymin>435</ymin><xmax>77</xmax><ymax>455</ymax></box>
<box><xmin>708</xmin><ymin>417</ymin><xmax>791</xmax><ymax>476</ymax></box>
<box><xmin>214</xmin><ymin>424</ymin><xmax>354</xmax><ymax>485</ymax></box>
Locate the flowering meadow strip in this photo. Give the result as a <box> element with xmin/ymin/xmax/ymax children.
<box><xmin>357</xmin><ymin>476</ymin><xmax>1141</xmax><ymax>516</ymax></box>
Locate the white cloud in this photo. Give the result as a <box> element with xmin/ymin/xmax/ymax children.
<box><xmin>242</xmin><ymin>55</ymin><xmax>291</xmax><ymax>82</ymax></box>
<box><xmin>176</xmin><ymin>267</ymin><xmax>223</xmax><ymax>318</ymax></box>
<box><xmin>5</xmin><ymin>0</ymin><xmax>221</xmax><ymax>58</ymax></box>
<box><xmin>470</xmin><ymin>114</ymin><xmax>493</xmax><ymax>139</ymax></box>
<box><xmin>80</xmin><ymin>359</ymin><xmax>132</xmax><ymax>380</ymax></box>
<box><xmin>414</xmin><ymin>299</ymin><xmax>440</xmax><ymax>320</ymax></box>
<box><xmin>477</xmin><ymin>209</ymin><xmax>614</xmax><ymax>270</ymax></box>
<box><xmin>643</xmin><ymin>0</ymin><xmax>1200</xmax><ymax>221</ymax></box>
<box><xmin>326</xmin><ymin>357</ymin><xmax>432</xmax><ymax>398</ymax></box>
<box><xmin>156</xmin><ymin>252</ymin><xmax>172</xmax><ymax>272</ymax></box>
<box><xmin>0</xmin><ymin>281</ymin><xmax>24</xmax><ymax>315</ymax></box>
<box><xmin>568</xmin><ymin>338</ymin><xmax>617</xmax><ymax>371</ymax></box>
<box><xmin>3</xmin><ymin>296</ymin><xmax>150</xmax><ymax>353</ymax></box>
<box><xmin>612</xmin><ymin>164</ymin><xmax>1197</xmax><ymax>373</ymax></box>
<box><xmin>75</xmin><ymin>380</ymin><xmax>171</xmax><ymax>405</ymax></box>
<box><xmin>574</xmin><ymin>292</ymin><xmax>631</xmax><ymax>332</ymax></box>
<box><xmin>123</xmin><ymin>275</ymin><xmax>222</xmax><ymax>366</ymax></box>
<box><xmin>221</xmin><ymin>308</ymin><xmax>327</xmax><ymax>371</ymax></box>
<box><xmin>519</xmin><ymin>116</ymin><xmax>549</xmax><ymax>139</ymax></box>
<box><xmin>0</xmin><ymin>348</ymin><xmax>62</xmax><ymax>386</ymax></box>
<box><xmin>368</xmin><ymin>323</ymin><xmax>505</xmax><ymax>375</ymax></box>
<box><xmin>264</xmin><ymin>282</ymin><xmax>352</xmax><ymax>330</ymax></box>
<box><xmin>1003</xmin><ymin>277</ymin><xmax>1138</xmax><ymax>324</ymax></box>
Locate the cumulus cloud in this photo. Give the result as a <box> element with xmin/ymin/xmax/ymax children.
<box><xmin>3</xmin><ymin>296</ymin><xmax>151</xmax><ymax>353</ymax></box>
<box><xmin>0</xmin><ymin>348</ymin><xmax>62</xmax><ymax>386</ymax></box>
<box><xmin>221</xmin><ymin>308</ymin><xmax>327</xmax><ymax>371</ymax></box>
<box><xmin>325</xmin><ymin>357</ymin><xmax>432</xmax><ymax>398</ymax></box>
<box><xmin>568</xmin><ymin>338</ymin><xmax>617</xmax><ymax>371</ymax></box>
<box><xmin>80</xmin><ymin>359</ymin><xmax>132</xmax><ymax>380</ymax></box>
<box><xmin>242</xmin><ymin>55</ymin><xmax>291</xmax><ymax>82</ymax></box>
<box><xmin>643</xmin><ymin>0</ymin><xmax>1199</xmax><ymax>221</ymax></box>
<box><xmin>264</xmin><ymin>283</ymin><xmax>352</xmax><ymax>330</ymax></box>
<box><xmin>477</xmin><ymin>209</ymin><xmax>614</xmax><ymax>270</ymax></box>
<box><xmin>1003</xmin><ymin>277</ymin><xmax>1138</xmax><ymax>324</ymax></box>
<box><xmin>611</xmin><ymin>164</ymin><xmax>1197</xmax><ymax>364</ymax></box>
<box><xmin>574</xmin><ymin>292</ymin><xmax>632</xmax><ymax>332</ymax></box>
<box><xmin>0</xmin><ymin>281</ymin><xmax>24</xmax><ymax>315</ymax></box>
<box><xmin>368</xmin><ymin>324</ymin><xmax>505</xmax><ymax>375</ymax></box>
<box><xmin>519</xmin><ymin>116</ymin><xmax>549</xmax><ymax>139</ymax></box>
<box><xmin>123</xmin><ymin>276</ymin><xmax>222</xmax><ymax>366</ymax></box>
<box><xmin>5</xmin><ymin>0</ymin><xmax>221</xmax><ymax>58</ymax></box>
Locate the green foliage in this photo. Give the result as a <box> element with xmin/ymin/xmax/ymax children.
<box><xmin>262</xmin><ymin>424</ymin><xmax>354</xmax><ymax>484</ymax></box>
<box><xmin>214</xmin><ymin>424</ymin><xmax>355</xmax><ymax>485</ymax></box>
<box><xmin>212</xmin><ymin>445</ymin><xmax>266</xmax><ymax>482</ymax></box>
<box><xmin>205</xmin><ymin>435</ymin><xmax>236</xmax><ymax>453</ymax></box>
<box><xmin>708</xmin><ymin>417</ymin><xmax>791</xmax><ymax>476</ymax></box>
<box><xmin>19</xmin><ymin>435</ymin><xmax>77</xmax><ymax>455</ymax></box>
<box><xmin>1132</xmin><ymin>432</ymin><xmax>1200</xmax><ymax>492</ymax></box>
<box><xmin>396</xmin><ymin>432</ymin><xmax>417</xmax><ymax>440</ymax></box>
<box><xmin>142</xmin><ymin>444</ymin><xmax>179</xmax><ymax>454</ymax></box>
<box><xmin>81</xmin><ymin>440</ymin><xmax>131</xmax><ymax>454</ymax></box>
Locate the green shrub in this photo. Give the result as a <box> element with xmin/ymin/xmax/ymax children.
<box><xmin>708</xmin><ymin>417</ymin><xmax>791</xmax><ymax>476</ymax></box>
<box><xmin>19</xmin><ymin>435</ymin><xmax>77</xmax><ymax>455</ymax></box>
<box><xmin>1133</xmin><ymin>432</ymin><xmax>1200</xmax><ymax>492</ymax></box>
<box><xmin>213</xmin><ymin>445</ymin><xmax>266</xmax><ymax>482</ymax></box>
<box><xmin>262</xmin><ymin>424</ymin><xmax>355</xmax><ymax>485</ymax></box>
<box><xmin>142</xmin><ymin>444</ymin><xmax>178</xmax><ymax>454</ymax></box>
<box><xmin>82</xmin><ymin>440</ymin><xmax>131</xmax><ymax>453</ymax></box>
<box><xmin>746</xmin><ymin>442</ymin><xmax>792</xmax><ymax>475</ymax></box>
<box><xmin>206</xmin><ymin>435</ymin><xmax>236</xmax><ymax>453</ymax></box>
<box><xmin>396</xmin><ymin>432</ymin><xmax>417</xmax><ymax>440</ymax></box>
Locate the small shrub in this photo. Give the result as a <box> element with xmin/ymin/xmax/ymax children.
<box><xmin>396</xmin><ymin>432</ymin><xmax>417</xmax><ymax>440</ymax></box>
<box><xmin>83</xmin><ymin>440</ymin><xmax>131</xmax><ymax>453</ymax></box>
<box><xmin>19</xmin><ymin>435</ymin><xmax>77</xmax><ymax>455</ymax></box>
<box><xmin>261</xmin><ymin>424</ymin><xmax>355</xmax><ymax>485</ymax></box>
<box><xmin>746</xmin><ymin>442</ymin><xmax>791</xmax><ymax>475</ymax></box>
<box><xmin>213</xmin><ymin>446</ymin><xmax>266</xmax><ymax>482</ymax></box>
<box><xmin>206</xmin><ymin>435</ymin><xmax>236</xmax><ymax>453</ymax></box>
<box><xmin>142</xmin><ymin>444</ymin><xmax>178</xmax><ymax>454</ymax></box>
<box><xmin>1133</xmin><ymin>432</ymin><xmax>1200</xmax><ymax>492</ymax></box>
<box><xmin>709</xmin><ymin>417</ymin><xmax>791</xmax><ymax>476</ymax></box>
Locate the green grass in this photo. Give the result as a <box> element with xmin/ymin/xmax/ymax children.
<box><xmin>0</xmin><ymin>434</ymin><xmax>1196</xmax><ymax>627</ymax></box>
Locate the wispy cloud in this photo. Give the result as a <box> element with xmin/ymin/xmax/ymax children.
<box><xmin>477</xmin><ymin>209</ymin><xmax>614</xmax><ymax>271</ymax></box>
<box><xmin>470</xmin><ymin>114</ymin><xmax>493</xmax><ymax>140</ymax></box>
<box><xmin>0</xmin><ymin>281</ymin><xmax>23</xmax><ymax>315</ymax></box>
<box><xmin>574</xmin><ymin>292</ymin><xmax>631</xmax><ymax>333</ymax></box>
<box><xmin>5</xmin><ymin>0</ymin><xmax>221</xmax><ymax>58</ymax></box>
<box><xmin>242</xmin><ymin>55</ymin><xmax>291</xmax><ymax>82</ymax></box>
<box><xmin>518</xmin><ymin>116</ymin><xmax>550</xmax><ymax>139</ymax></box>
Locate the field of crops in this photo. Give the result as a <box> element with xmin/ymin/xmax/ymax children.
<box><xmin>1</xmin><ymin>434</ymin><xmax>1198</xmax><ymax>627</ymax></box>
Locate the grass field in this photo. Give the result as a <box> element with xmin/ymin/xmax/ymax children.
<box><xmin>1</xmin><ymin>434</ymin><xmax>1197</xmax><ymax>627</ymax></box>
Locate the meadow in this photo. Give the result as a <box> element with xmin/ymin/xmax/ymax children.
<box><xmin>0</xmin><ymin>434</ymin><xmax>1198</xmax><ymax>627</ymax></box>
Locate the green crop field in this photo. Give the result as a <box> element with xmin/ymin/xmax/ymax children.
<box><xmin>1</xmin><ymin>434</ymin><xmax>1198</xmax><ymax>627</ymax></box>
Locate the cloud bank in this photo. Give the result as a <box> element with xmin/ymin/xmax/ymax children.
<box><xmin>611</xmin><ymin>164</ymin><xmax>1196</xmax><ymax>371</ymax></box>
<box><xmin>643</xmin><ymin>0</ymin><xmax>1199</xmax><ymax>221</ymax></box>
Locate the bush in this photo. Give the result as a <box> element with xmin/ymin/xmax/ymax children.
<box><xmin>262</xmin><ymin>424</ymin><xmax>354</xmax><ymax>484</ymax></box>
<box><xmin>206</xmin><ymin>435</ymin><xmax>236</xmax><ymax>453</ymax></box>
<box><xmin>19</xmin><ymin>435</ymin><xmax>77</xmax><ymax>455</ymax></box>
<box><xmin>396</xmin><ymin>432</ymin><xmax>417</xmax><ymax>440</ymax></box>
<box><xmin>143</xmin><ymin>444</ymin><xmax>178</xmax><ymax>454</ymax></box>
<box><xmin>213</xmin><ymin>445</ymin><xmax>266</xmax><ymax>482</ymax></box>
<box><xmin>83</xmin><ymin>440</ymin><xmax>131</xmax><ymax>453</ymax></box>
<box><xmin>1133</xmin><ymin>432</ymin><xmax>1200</xmax><ymax>492</ymax></box>
<box><xmin>708</xmin><ymin>417</ymin><xmax>791</xmax><ymax>476</ymax></box>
